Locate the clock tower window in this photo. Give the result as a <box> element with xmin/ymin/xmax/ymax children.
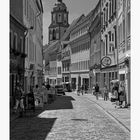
<box><xmin>52</xmin><ymin>29</ymin><xmax>56</xmax><ymax>40</ymax></box>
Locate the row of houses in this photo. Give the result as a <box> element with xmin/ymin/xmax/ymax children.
<box><xmin>10</xmin><ymin>0</ymin><xmax>44</xmax><ymax>107</ymax></box>
<box><xmin>43</xmin><ymin>0</ymin><xmax>131</xmax><ymax>105</ymax></box>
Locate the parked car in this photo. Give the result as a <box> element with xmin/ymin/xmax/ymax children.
<box><xmin>55</xmin><ymin>85</ymin><xmax>65</xmax><ymax>96</ymax></box>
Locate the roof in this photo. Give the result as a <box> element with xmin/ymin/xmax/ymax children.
<box><xmin>61</xmin><ymin>14</ymin><xmax>85</xmax><ymax>41</ymax></box>
<box><xmin>43</xmin><ymin>41</ymin><xmax>61</xmax><ymax>65</ymax></box>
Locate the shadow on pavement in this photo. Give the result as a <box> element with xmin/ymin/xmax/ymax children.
<box><xmin>46</xmin><ymin>95</ymin><xmax>75</xmax><ymax>110</ymax></box>
<box><xmin>10</xmin><ymin>107</ymin><xmax>57</xmax><ymax>140</ymax></box>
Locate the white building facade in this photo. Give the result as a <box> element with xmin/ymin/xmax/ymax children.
<box><xmin>69</xmin><ymin>12</ymin><xmax>94</xmax><ymax>91</ymax></box>
<box><xmin>100</xmin><ymin>0</ymin><xmax>118</xmax><ymax>91</ymax></box>
<box><xmin>23</xmin><ymin>0</ymin><xmax>43</xmax><ymax>93</ymax></box>
<box><xmin>117</xmin><ymin>0</ymin><xmax>131</xmax><ymax>105</ymax></box>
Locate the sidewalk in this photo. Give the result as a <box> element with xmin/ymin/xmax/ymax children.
<box><xmin>83</xmin><ymin>93</ymin><xmax>130</xmax><ymax>131</ymax></box>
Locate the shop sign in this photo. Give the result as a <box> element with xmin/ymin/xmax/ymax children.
<box><xmin>101</xmin><ymin>56</ymin><xmax>111</xmax><ymax>67</ymax></box>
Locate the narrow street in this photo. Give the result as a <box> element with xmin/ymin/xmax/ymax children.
<box><xmin>10</xmin><ymin>92</ymin><xmax>130</xmax><ymax>140</ymax></box>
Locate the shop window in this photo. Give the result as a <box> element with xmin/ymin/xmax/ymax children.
<box><xmin>112</xmin><ymin>72</ymin><xmax>114</xmax><ymax>80</ymax></box>
<box><xmin>115</xmin><ymin>72</ymin><xmax>118</xmax><ymax>79</ymax></box>
<box><xmin>120</xmin><ymin>74</ymin><xmax>125</xmax><ymax>81</ymax></box>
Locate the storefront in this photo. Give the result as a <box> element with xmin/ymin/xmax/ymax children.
<box><xmin>71</xmin><ymin>73</ymin><xmax>89</xmax><ymax>91</ymax></box>
<box><xmin>119</xmin><ymin>56</ymin><xmax>131</xmax><ymax>105</ymax></box>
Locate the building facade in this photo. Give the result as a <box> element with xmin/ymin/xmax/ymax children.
<box><xmin>10</xmin><ymin>0</ymin><xmax>27</xmax><ymax>107</ymax></box>
<box><xmin>117</xmin><ymin>0</ymin><xmax>131</xmax><ymax>105</ymax></box>
<box><xmin>48</xmin><ymin>0</ymin><xmax>69</xmax><ymax>44</ymax></box>
<box><xmin>61</xmin><ymin>42</ymin><xmax>71</xmax><ymax>85</ymax></box>
<box><xmin>89</xmin><ymin>1</ymin><xmax>101</xmax><ymax>91</ymax></box>
<box><xmin>69</xmin><ymin>11</ymin><xmax>94</xmax><ymax>91</ymax></box>
<box><xmin>23</xmin><ymin>0</ymin><xmax>43</xmax><ymax>93</ymax></box>
<box><xmin>100</xmin><ymin>0</ymin><xmax>118</xmax><ymax>91</ymax></box>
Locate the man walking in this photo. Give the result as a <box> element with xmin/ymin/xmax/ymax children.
<box><xmin>95</xmin><ymin>83</ymin><xmax>99</xmax><ymax>100</ymax></box>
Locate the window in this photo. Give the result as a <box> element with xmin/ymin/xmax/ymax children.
<box><xmin>24</xmin><ymin>0</ymin><xmax>27</xmax><ymax>16</ymax></box>
<box><xmin>103</xmin><ymin>8</ymin><xmax>106</xmax><ymax>24</ymax></box>
<box><xmin>20</xmin><ymin>37</ymin><xmax>23</xmax><ymax>53</ymax></box>
<box><xmin>26</xmin><ymin>37</ymin><xmax>28</xmax><ymax>56</ymax></box>
<box><xmin>52</xmin><ymin>29</ymin><xmax>56</xmax><ymax>40</ymax></box>
<box><xmin>13</xmin><ymin>33</ymin><xmax>17</xmax><ymax>50</ymax></box>
<box><xmin>120</xmin><ymin>23</ymin><xmax>122</xmax><ymax>43</ymax></box>
<box><xmin>108</xmin><ymin>31</ymin><xmax>111</xmax><ymax>41</ymax></box>
<box><xmin>112</xmin><ymin>72</ymin><xmax>114</xmax><ymax>80</ymax></box>
<box><xmin>35</xmin><ymin>45</ymin><xmax>36</xmax><ymax>61</ymax></box>
<box><xmin>56</xmin><ymin>33</ymin><xmax>59</xmax><ymax>39</ymax></box>
<box><xmin>10</xmin><ymin>31</ymin><xmax>13</xmax><ymax>49</ymax></box>
<box><xmin>105</xmin><ymin>35</ymin><xmax>108</xmax><ymax>55</ymax></box>
<box><xmin>109</xmin><ymin>0</ymin><xmax>111</xmax><ymax>18</ymax></box>
<box><xmin>112</xmin><ymin>33</ymin><xmax>114</xmax><ymax>41</ymax></box>
<box><xmin>123</xmin><ymin>19</ymin><xmax>125</xmax><ymax>41</ymax></box>
<box><xmin>115</xmin><ymin>72</ymin><xmax>118</xmax><ymax>79</ymax></box>
<box><xmin>109</xmin><ymin>46</ymin><xmax>111</xmax><ymax>53</ymax></box>
<box><xmin>127</xmin><ymin>12</ymin><xmax>130</xmax><ymax>36</ymax></box>
<box><xmin>106</xmin><ymin>3</ymin><xmax>108</xmax><ymax>22</ymax></box>
<box><xmin>109</xmin><ymin>72</ymin><xmax>111</xmax><ymax>80</ymax></box>
<box><xmin>27</xmin><ymin>0</ymin><xmax>29</xmax><ymax>18</ymax></box>
<box><xmin>58</xmin><ymin>13</ymin><xmax>62</xmax><ymax>22</ymax></box>
<box><xmin>58</xmin><ymin>67</ymin><xmax>61</xmax><ymax>74</ymax></box>
<box><xmin>112</xmin><ymin>0</ymin><xmax>114</xmax><ymax>14</ymax></box>
<box><xmin>53</xmin><ymin>14</ymin><xmax>56</xmax><ymax>23</ymax></box>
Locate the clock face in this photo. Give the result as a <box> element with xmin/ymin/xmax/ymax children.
<box><xmin>101</xmin><ymin>56</ymin><xmax>111</xmax><ymax>67</ymax></box>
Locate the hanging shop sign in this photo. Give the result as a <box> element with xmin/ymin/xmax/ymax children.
<box><xmin>101</xmin><ymin>56</ymin><xmax>112</xmax><ymax>67</ymax></box>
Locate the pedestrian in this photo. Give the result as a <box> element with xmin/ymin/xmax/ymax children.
<box><xmin>13</xmin><ymin>82</ymin><xmax>25</xmax><ymax>115</ymax></box>
<box><xmin>119</xmin><ymin>82</ymin><xmax>126</xmax><ymax>107</ymax></box>
<box><xmin>95</xmin><ymin>83</ymin><xmax>99</xmax><ymax>100</ymax></box>
<box><xmin>46</xmin><ymin>83</ymin><xmax>50</xmax><ymax>90</ymax></box>
<box><xmin>33</xmin><ymin>85</ymin><xmax>40</xmax><ymax>94</ymax></box>
<box><xmin>104</xmin><ymin>85</ymin><xmax>108</xmax><ymax>101</ymax></box>
<box><xmin>81</xmin><ymin>85</ymin><xmax>84</xmax><ymax>95</ymax></box>
<box><xmin>92</xmin><ymin>85</ymin><xmax>95</xmax><ymax>95</ymax></box>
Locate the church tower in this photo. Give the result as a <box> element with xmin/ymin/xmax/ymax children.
<box><xmin>48</xmin><ymin>0</ymin><xmax>69</xmax><ymax>44</ymax></box>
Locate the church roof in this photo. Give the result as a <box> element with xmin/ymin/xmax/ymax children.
<box><xmin>53</xmin><ymin>0</ymin><xmax>67</xmax><ymax>12</ymax></box>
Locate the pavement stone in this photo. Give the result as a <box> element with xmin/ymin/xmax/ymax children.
<box><xmin>10</xmin><ymin>92</ymin><xmax>130</xmax><ymax>140</ymax></box>
<box><xmin>81</xmin><ymin>93</ymin><xmax>130</xmax><ymax>131</ymax></box>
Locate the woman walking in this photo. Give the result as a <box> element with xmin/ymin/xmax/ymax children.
<box><xmin>104</xmin><ymin>85</ymin><xmax>108</xmax><ymax>101</ymax></box>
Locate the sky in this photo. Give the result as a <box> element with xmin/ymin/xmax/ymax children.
<box><xmin>42</xmin><ymin>0</ymin><xmax>99</xmax><ymax>45</ymax></box>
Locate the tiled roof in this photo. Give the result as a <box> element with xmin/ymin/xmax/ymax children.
<box><xmin>61</xmin><ymin>14</ymin><xmax>85</xmax><ymax>41</ymax></box>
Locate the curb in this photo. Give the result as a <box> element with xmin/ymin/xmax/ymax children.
<box><xmin>83</xmin><ymin>95</ymin><xmax>130</xmax><ymax>133</ymax></box>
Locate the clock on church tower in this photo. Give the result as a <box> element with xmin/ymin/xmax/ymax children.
<box><xmin>48</xmin><ymin>0</ymin><xmax>69</xmax><ymax>44</ymax></box>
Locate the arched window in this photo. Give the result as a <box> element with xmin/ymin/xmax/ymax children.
<box><xmin>58</xmin><ymin>13</ymin><xmax>62</xmax><ymax>22</ymax></box>
<box><xmin>52</xmin><ymin>14</ymin><xmax>56</xmax><ymax>23</ymax></box>
<box><xmin>52</xmin><ymin>29</ymin><xmax>56</xmax><ymax>40</ymax></box>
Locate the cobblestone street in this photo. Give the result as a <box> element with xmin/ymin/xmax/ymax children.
<box><xmin>10</xmin><ymin>92</ymin><xmax>130</xmax><ymax>140</ymax></box>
